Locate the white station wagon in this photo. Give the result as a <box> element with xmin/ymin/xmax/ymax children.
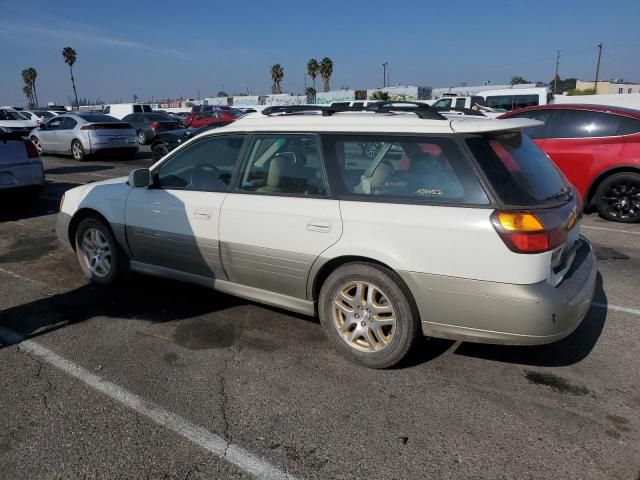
<box><xmin>56</xmin><ymin>103</ymin><xmax>597</xmax><ymax>368</ymax></box>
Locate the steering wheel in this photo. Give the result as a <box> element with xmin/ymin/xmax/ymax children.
<box><xmin>189</xmin><ymin>164</ymin><xmax>224</xmax><ymax>191</ymax></box>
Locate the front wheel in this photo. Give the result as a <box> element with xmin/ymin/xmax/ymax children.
<box><xmin>71</xmin><ymin>140</ymin><xmax>85</xmax><ymax>161</ymax></box>
<box><xmin>75</xmin><ymin>218</ymin><xmax>120</xmax><ymax>285</ymax></box>
<box><xmin>595</xmin><ymin>172</ymin><xmax>640</xmax><ymax>223</ymax></box>
<box><xmin>318</xmin><ymin>262</ymin><xmax>420</xmax><ymax>368</ymax></box>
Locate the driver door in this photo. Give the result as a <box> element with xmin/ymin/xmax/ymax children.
<box><xmin>39</xmin><ymin>116</ymin><xmax>64</xmax><ymax>152</ymax></box>
<box><xmin>124</xmin><ymin>134</ymin><xmax>246</xmax><ymax>280</ymax></box>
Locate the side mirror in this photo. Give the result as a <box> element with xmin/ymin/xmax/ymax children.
<box><xmin>128</xmin><ymin>168</ymin><xmax>151</xmax><ymax>188</ymax></box>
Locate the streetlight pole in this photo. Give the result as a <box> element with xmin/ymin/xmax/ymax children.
<box><xmin>382</xmin><ymin>62</ymin><xmax>388</xmax><ymax>88</ymax></box>
<box><xmin>594</xmin><ymin>43</ymin><xmax>603</xmax><ymax>93</ymax></box>
<box><xmin>553</xmin><ymin>50</ymin><xmax>560</xmax><ymax>94</ymax></box>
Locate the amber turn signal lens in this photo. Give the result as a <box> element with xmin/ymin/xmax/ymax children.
<box><xmin>496</xmin><ymin>212</ymin><xmax>544</xmax><ymax>232</ymax></box>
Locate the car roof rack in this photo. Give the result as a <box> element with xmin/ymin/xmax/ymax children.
<box><xmin>262</xmin><ymin>101</ymin><xmax>447</xmax><ymax>120</ymax></box>
<box><xmin>433</xmin><ymin>107</ymin><xmax>486</xmax><ymax>117</ymax></box>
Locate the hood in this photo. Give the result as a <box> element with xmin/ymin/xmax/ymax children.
<box><xmin>0</xmin><ymin>119</ymin><xmax>38</xmax><ymax>128</ymax></box>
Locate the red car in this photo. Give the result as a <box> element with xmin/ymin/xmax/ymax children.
<box><xmin>185</xmin><ymin>109</ymin><xmax>237</xmax><ymax>128</ymax></box>
<box><xmin>499</xmin><ymin>104</ymin><xmax>640</xmax><ymax>222</ymax></box>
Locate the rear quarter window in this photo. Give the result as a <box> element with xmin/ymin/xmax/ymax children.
<box><xmin>466</xmin><ymin>132</ymin><xmax>569</xmax><ymax>206</ymax></box>
<box><xmin>616</xmin><ymin>116</ymin><xmax>640</xmax><ymax>135</ymax></box>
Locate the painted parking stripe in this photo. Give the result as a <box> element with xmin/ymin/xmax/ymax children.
<box><xmin>582</xmin><ymin>225</ymin><xmax>640</xmax><ymax>236</ymax></box>
<box><xmin>0</xmin><ymin>327</ymin><xmax>296</xmax><ymax>480</ymax></box>
<box><xmin>593</xmin><ymin>302</ymin><xmax>640</xmax><ymax>317</ymax></box>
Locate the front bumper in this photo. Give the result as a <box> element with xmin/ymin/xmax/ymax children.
<box><xmin>56</xmin><ymin>211</ymin><xmax>72</xmax><ymax>248</ymax></box>
<box><xmin>0</xmin><ymin>162</ymin><xmax>45</xmax><ymax>191</ymax></box>
<box><xmin>399</xmin><ymin>237</ymin><xmax>597</xmax><ymax>345</ymax></box>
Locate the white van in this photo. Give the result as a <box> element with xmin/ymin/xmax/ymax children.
<box><xmin>103</xmin><ymin>103</ymin><xmax>153</xmax><ymax>120</ymax></box>
<box><xmin>477</xmin><ymin>87</ymin><xmax>553</xmax><ymax>111</ymax></box>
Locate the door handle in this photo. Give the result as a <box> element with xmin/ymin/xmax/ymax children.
<box><xmin>307</xmin><ymin>219</ymin><xmax>331</xmax><ymax>233</ymax></box>
<box><xmin>193</xmin><ymin>209</ymin><xmax>212</xmax><ymax>220</ymax></box>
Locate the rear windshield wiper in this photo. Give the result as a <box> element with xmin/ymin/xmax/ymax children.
<box><xmin>543</xmin><ymin>187</ymin><xmax>573</xmax><ymax>202</ymax></box>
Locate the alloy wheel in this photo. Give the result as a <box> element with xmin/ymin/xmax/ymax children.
<box><xmin>601</xmin><ymin>180</ymin><xmax>640</xmax><ymax>221</ymax></box>
<box><xmin>80</xmin><ymin>228</ymin><xmax>112</xmax><ymax>278</ymax></box>
<box><xmin>72</xmin><ymin>142</ymin><xmax>83</xmax><ymax>160</ymax></box>
<box><xmin>331</xmin><ymin>280</ymin><xmax>397</xmax><ymax>353</ymax></box>
<box><xmin>30</xmin><ymin>137</ymin><xmax>42</xmax><ymax>153</ymax></box>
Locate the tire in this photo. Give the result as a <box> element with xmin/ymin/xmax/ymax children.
<box><xmin>595</xmin><ymin>172</ymin><xmax>640</xmax><ymax>223</ymax></box>
<box><xmin>71</xmin><ymin>140</ymin><xmax>85</xmax><ymax>161</ymax></box>
<box><xmin>318</xmin><ymin>262</ymin><xmax>420</xmax><ymax>368</ymax></box>
<box><xmin>30</xmin><ymin>136</ymin><xmax>42</xmax><ymax>154</ymax></box>
<box><xmin>74</xmin><ymin>217</ymin><xmax>121</xmax><ymax>286</ymax></box>
<box><xmin>137</xmin><ymin>130</ymin><xmax>147</xmax><ymax>145</ymax></box>
<box><xmin>152</xmin><ymin>143</ymin><xmax>169</xmax><ymax>160</ymax></box>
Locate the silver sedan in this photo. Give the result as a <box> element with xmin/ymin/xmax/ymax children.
<box><xmin>30</xmin><ymin>113</ymin><xmax>138</xmax><ymax>161</ymax></box>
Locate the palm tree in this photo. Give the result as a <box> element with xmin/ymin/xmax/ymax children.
<box><xmin>271</xmin><ymin>64</ymin><xmax>284</xmax><ymax>94</ymax></box>
<box><xmin>319</xmin><ymin>57</ymin><xmax>333</xmax><ymax>92</ymax></box>
<box><xmin>305</xmin><ymin>86</ymin><xmax>316</xmax><ymax>103</ymax></box>
<box><xmin>307</xmin><ymin>58</ymin><xmax>318</xmax><ymax>92</ymax></box>
<box><xmin>27</xmin><ymin>68</ymin><xmax>39</xmax><ymax>107</ymax></box>
<box><xmin>22</xmin><ymin>85</ymin><xmax>34</xmax><ymax>108</ymax></box>
<box><xmin>62</xmin><ymin>47</ymin><xmax>79</xmax><ymax>110</ymax></box>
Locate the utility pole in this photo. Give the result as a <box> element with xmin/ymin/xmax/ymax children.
<box><xmin>594</xmin><ymin>43</ymin><xmax>603</xmax><ymax>93</ymax></box>
<box><xmin>553</xmin><ymin>50</ymin><xmax>560</xmax><ymax>94</ymax></box>
<box><xmin>382</xmin><ymin>62</ymin><xmax>388</xmax><ymax>88</ymax></box>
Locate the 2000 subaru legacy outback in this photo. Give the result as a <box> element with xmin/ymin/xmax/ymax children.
<box><xmin>56</xmin><ymin>103</ymin><xmax>597</xmax><ymax>368</ymax></box>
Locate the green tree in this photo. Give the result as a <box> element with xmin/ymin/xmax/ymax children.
<box><xmin>307</xmin><ymin>58</ymin><xmax>318</xmax><ymax>92</ymax></box>
<box><xmin>271</xmin><ymin>64</ymin><xmax>284</xmax><ymax>94</ymax></box>
<box><xmin>305</xmin><ymin>86</ymin><xmax>316</xmax><ymax>103</ymax></box>
<box><xmin>369</xmin><ymin>90</ymin><xmax>390</xmax><ymax>101</ymax></box>
<box><xmin>567</xmin><ymin>88</ymin><xmax>596</xmax><ymax>96</ymax></box>
<box><xmin>62</xmin><ymin>47</ymin><xmax>80</xmax><ymax>110</ymax></box>
<box><xmin>319</xmin><ymin>57</ymin><xmax>333</xmax><ymax>92</ymax></box>
<box><xmin>21</xmin><ymin>68</ymin><xmax>39</xmax><ymax>107</ymax></box>
<box><xmin>22</xmin><ymin>84</ymin><xmax>34</xmax><ymax>108</ymax></box>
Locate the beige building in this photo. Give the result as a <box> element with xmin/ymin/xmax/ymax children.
<box><xmin>576</xmin><ymin>79</ymin><xmax>640</xmax><ymax>95</ymax></box>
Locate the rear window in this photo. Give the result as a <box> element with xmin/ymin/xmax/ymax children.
<box><xmin>78</xmin><ymin>113</ymin><xmax>119</xmax><ymax>122</ymax></box>
<box><xmin>142</xmin><ymin>113</ymin><xmax>174</xmax><ymax>121</ymax></box>
<box><xmin>322</xmin><ymin>135</ymin><xmax>489</xmax><ymax>205</ymax></box>
<box><xmin>466</xmin><ymin>132</ymin><xmax>569</xmax><ymax>206</ymax></box>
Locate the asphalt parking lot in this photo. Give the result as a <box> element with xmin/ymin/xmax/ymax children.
<box><xmin>1</xmin><ymin>148</ymin><xmax>639</xmax><ymax>480</ymax></box>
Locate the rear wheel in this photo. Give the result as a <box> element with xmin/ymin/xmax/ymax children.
<box><xmin>71</xmin><ymin>140</ymin><xmax>85</xmax><ymax>161</ymax></box>
<box><xmin>595</xmin><ymin>172</ymin><xmax>640</xmax><ymax>223</ymax></box>
<box><xmin>318</xmin><ymin>262</ymin><xmax>420</xmax><ymax>368</ymax></box>
<box><xmin>74</xmin><ymin>218</ymin><xmax>120</xmax><ymax>285</ymax></box>
<box><xmin>137</xmin><ymin>130</ymin><xmax>147</xmax><ymax>145</ymax></box>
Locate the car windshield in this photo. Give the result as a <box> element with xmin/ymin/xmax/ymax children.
<box><xmin>0</xmin><ymin>109</ymin><xmax>28</xmax><ymax>121</ymax></box>
<box><xmin>466</xmin><ymin>131</ymin><xmax>570</xmax><ymax>206</ymax></box>
<box><xmin>78</xmin><ymin>113</ymin><xmax>119</xmax><ymax>122</ymax></box>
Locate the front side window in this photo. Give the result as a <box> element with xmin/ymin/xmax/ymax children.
<box><xmin>546</xmin><ymin>110</ymin><xmax>622</xmax><ymax>138</ymax></box>
<box><xmin>505</xmin><ymin>109</ymin><xmax>553</xmax><ymax>139</ymax></box>
<box><xmin>466</xmin><ymin>132</ymin><xmax>569</xmax><ymax>206</ymax></box>
<box><xmin>454</xmin><ymin>98</ymin><xmax>466</xmax><ymax>109</ymax></box>
<box><xmin>238</xmin><ymin>135</ymin><xmax>326</xmax><ymax>196</ymax></box>
<box><xmin>512</xmin><ymin>94</ymin><xmax>539</xmax><ymax>109</ymax></box>
<box><xmin>432</xmin><ymin>98</ymin><xmax>452</xmax><ymax>109</ymax></box>
<box><xmin>46</xmin><ymin>117</ymin><xmax>64</xmax><ymax>129</ymax></box>
<box><xmin>155</xmin><ymin>135</ymin><xmax>244</xmax><ymax>191</ymax></box>
<box><xmin>133</xmin><ymin>105</ymin><xmax>142</xmax><ymax>113</ymax></box>
<box><xmin>322</xmin><ymin>135</ymin><xmax>489</xmax><ymax>205</ymax></box>
<box><xmin>103</xmin><ymin>106</ymin><xmax>110</xmax><ymax>114</ymax></box>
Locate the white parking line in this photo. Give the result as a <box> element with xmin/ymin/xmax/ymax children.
<box><xmin>593</xmin><ymin>302</ymin><xmax>640</xmax><ymax>317</ymax></box>
<box><xmin>582</xmin><ymin>225</ymin><xmax>640</xmax><ymax>236</ymax></box>
<box><xmin>0</xmin><ymin>327</ymin><xmax>295</xmax><ymax>480</ymax></box>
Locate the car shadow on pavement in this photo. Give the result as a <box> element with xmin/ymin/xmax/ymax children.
<box><xmin>45</xmin><ymin>165</ymin><xmax>115</xmax><ymax>175</ymax></box>
<box><xmin>0</xmin><ymin>181</ymin><xmax>82</xmax><ymax>222</ymax></box>
<box><xmin>0</xmin><ymin>274</ymin><xmax>249</xmax><ymax>350</ymax></box>
<box><xmin>452</xmin><ymin>273</ymin><xmax>607</xmax><ymax>367</ymax></box>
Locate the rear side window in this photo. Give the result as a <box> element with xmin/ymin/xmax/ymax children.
<box><xmin>513</xmin><ymin>95</ymin><xmax>539</xmax><ymax>109</ymax></box>
<box><xmin>103</xmin><ymin>106</ymin><xmax>110</xmax><ymax>114</ymax></box>
<box><xmin>142</xmin><ymin>105</ymin><xmax>152</xmax><ymax>112</ymax></box>
<box><xmin>432</xmin><ymin>98</ymin><xmax>452</xmax><ymax>109</ymax></box>
<box><xmin>322</xmin><ymin>135</ymin><xmax>489</xmax><ymax>205</ymax></box>
<box><xmin>546</xmin><ymin>110</ymin><xmax>622</xmax><ymax>138</ymax></box>
<box><xmin>454</xmin><ymin>98</ymin><xmax>466</xmax><ymax>109</ymax></box>
<box><xmin>472</xmin><ymin>96</ymin><xmax>486</xmax><ymax>107</ymax></box>
<box><xmin>616</xmin><ymin>116</ymin><xmax>640</xmax><ymax>135</ymax></box>
<box><xmin>485</xmin><ymin>95</ymin><xmax>512</xmax><ymax>110</ymax></box>
<box><xmin>60</xmin><ymin>117</ymin><xmax>77</xmax><ymax>129</ymax></box>
<box><xmin>133</xmin><ymin>105</ymin><xmax>142</xmax><ymax>113</ymax></box>
<box><xmin>466</xmin><ymin>132</ymin><xmax>569</xmax><ymax>206</ymax></box>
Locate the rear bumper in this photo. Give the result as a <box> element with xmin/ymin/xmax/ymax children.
<box><xmin>399</xmin><ymin>237</ymin><xmax>597</xmax><ymax>345</ymax></box>
<box><xmin>89</xmin><ymin>145</ymin><xmax>138</xmax><ymax>156</ymax></box>
<box><xmin>0</xmin><ymin>162</ymin><xmax>45</xmax><ymax>191</ymax></box>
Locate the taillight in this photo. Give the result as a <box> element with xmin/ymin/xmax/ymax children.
<box><xmin>491</xmin><ymin>211</ymin><xmax>568</xmax><ymax>254</ymax></box>
<box><xmin>81</xmin><ymin>125</ymin><xmax>96</xmax><ymax>130</ymax></box>
<box><xmin>25</xmin><ymin>140</ymin><xmax>39</xmax><ymax>158</ymax></box>
<box><xmin>151</xmin><ymin>122</ymin><xmax>159</xmax><ymax>129</ymax></box>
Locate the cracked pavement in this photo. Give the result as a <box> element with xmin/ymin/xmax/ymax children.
<box><xmin>0</xmin><ymin>152</ymin><xmax>639</xmax><ymax>479</ymax></box>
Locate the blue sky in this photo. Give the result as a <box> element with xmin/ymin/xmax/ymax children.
<box><xmin>1</xmin><ymin>0</ymin><xmax>639</xmax><ymax>105</ymax></box>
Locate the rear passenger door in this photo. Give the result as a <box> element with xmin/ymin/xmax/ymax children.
<box><xmin>218</xmin><ymin>134</ymin><xmax>342</xmax><ymax>300</ymax></box>
<box><xmin>124</xmin><ymin>134</ymin><xmax>245</xmax><ymax>279</ymax></box>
